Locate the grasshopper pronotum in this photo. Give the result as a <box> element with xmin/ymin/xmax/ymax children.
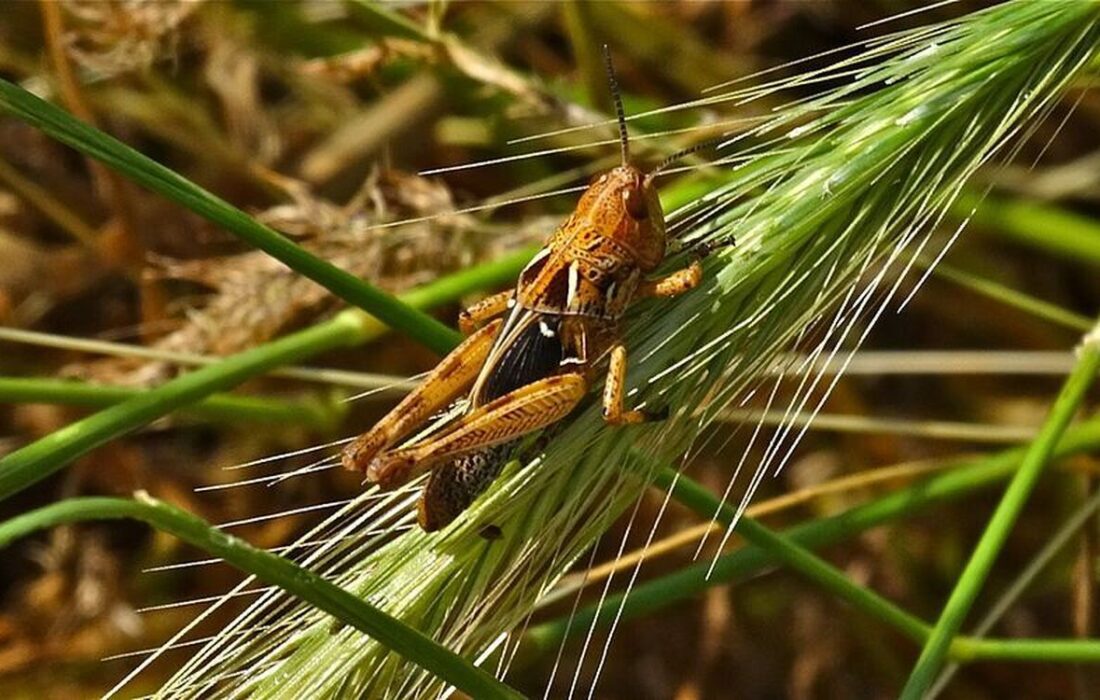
<box><xmin>342</xmin><ymin>48</ymin><xmax>728</xmax><ymax>531</ymax></box>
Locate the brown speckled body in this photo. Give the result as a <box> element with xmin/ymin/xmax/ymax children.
<box><xmin>341</xmin><ymin>52</ymin><xmax>724</xmax><ymax>531</ymax></box>
<box><xmin>341</xmin><ymin>163</ymin><xmax>711</xmax><ymax>531</ymax></box>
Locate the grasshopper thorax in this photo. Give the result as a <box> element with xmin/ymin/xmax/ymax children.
<box><xmin>515</xmin><ymin>50</ymin><xmax>672</xmax><ymax>320</ymax></box>
<box><xmin>575</xmin><ymin>164</ymin><xmax>667</xmax><ymax>271</ymax></box>
<box><xmin>516</xmin><ymin>164</ymin><xmax>666</xmax><ymax>320</ymax></box>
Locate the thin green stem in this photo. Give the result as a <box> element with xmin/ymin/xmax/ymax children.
<box><xmin>0</xmin><ymin>246</ymin><xmax>532</xmax><ymax>502</ymax></box>
<box><xmin>0</xmin><ymin>495</ymin><xmax>523</xmax><ymax>700</ymax></box>
<box><xmin>0</xmin><ymin>77</ymin><xmax>460</xmax><ymax>355</ymax></box>
<box><xmin>900</xmin><ymin>331</ymin><xmax>1100</xmax><ymax>699</ymax></box>
<box><xmin>525</xmin><ymin>416</ymin><xmax>1100</xmax><ymax>652</ymax></box>
<box><xmin>655</xmin><ymin>468</ymin><xmax>1100</xmax><ymax>668</ymax></box>
<box><xmin>957</xmin><ymin>191</ymin><xmax>1100</xmax><ymax>268</ymax></box>
<box><xmin>0</xmin><ymin>314</ymin><xmax>361</xmax><ymax>500</ymax></box>
<box><xmin>0</xmin><ymin>326</ymin><xmax>413</xmax><ymax>391</ymax></box>
<box><xmin>0</xmin><ymin>377</ymin><xmax>339</xmax><ymax>429</ymax></box>
<box><xmin>399</xmin><ymin>247</ymin><xmax>538</xmax><ymax>311</ymax></box>
<box><xmin>955</xmin><ymin>638</ymin><xmax>1100</xmax><ymax>664</ymax></box>
<box><xmin>932</xmin><ymin>261</ymin><xmax>1093</xmax><ymax>333</ymax></box>
<box><xmin>652</xmin><ymin>467</ymin><xmax>931</xmax><ymax>642</ymax></box>
<box><xmin>930</xmin><ymin>485</ymin><xmax>1100</xmax><ymax>696</ymax></box>
<box><xmin>0</xmin><ymin>247</ymin><xmax>536</xmax><ymax>390</ymax></box>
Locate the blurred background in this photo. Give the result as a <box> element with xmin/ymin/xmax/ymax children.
<box><xmin>1</xmin><ymin>1</ymin><xmax>1099</xmax><ymax>698</ymax></box>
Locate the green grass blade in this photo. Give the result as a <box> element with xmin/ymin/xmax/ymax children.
<box><xmin>0</xmin><ymin>377</ymin><xmax>340</xmax><ymax>428</ymax></box>
<box><xmin>0</xmin><ymin>78</ymin><xmax>461</xmax><ymax>355</ymax></box>
<box><xmin>0</xmin><ymin>494</ymin><xmax>523</xmax><ymax>700</ymax></box>
<box><xmin>958</xmin><ymin>191</ymin><xmax>1100</xmax><ymax>268</ymax></box>
<box><xmin>900</xmin><ymin>327</ymin><xmax>1100</xmax><ymax>699</ymax></box>
<box><xmin>0</xmin><ymin>314</ymin><xmax>362</xmax><ymax>500</ymax></box>
<box><xmin>932</xmin><ymin>261</ymin><xmax>1094</xmax><ymax>332</ymax></box>
<box><xmin>525</xmin><ymin>415</ymin><xmax>1100</xmax><ymax>651</ymax></box>
<box><xmin>652</xmin><ymin>465</ymin><xmax>931</xmax><ymax>642</ymax></box>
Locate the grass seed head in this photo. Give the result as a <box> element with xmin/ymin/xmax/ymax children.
<box><xmin>152</xmin><ymin>3</ymin><xmax>1100</xmax><ymax>698</ymax></box>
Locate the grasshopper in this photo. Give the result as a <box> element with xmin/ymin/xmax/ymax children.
<box><xmin>342</xmin><ymin>49</ymin><xmax>727</xmax><ymax>531</ymax></box>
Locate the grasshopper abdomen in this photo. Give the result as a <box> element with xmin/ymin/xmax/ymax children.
<box><xmin>419</xmin><ymin>443</ymin><xmax>513</xmax><ymax>531</ymax></box>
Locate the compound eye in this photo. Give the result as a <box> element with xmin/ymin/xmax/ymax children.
<box><xmin>624</xmin><ymin>186</ymin><xmax>649</xmax><ymax>220</ymax></box>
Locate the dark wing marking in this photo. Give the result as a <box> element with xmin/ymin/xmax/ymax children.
<box><xmin>475</xmin><ymin>313</ymin><xmax>566</xmax><ymax>404</ymax></box>
<box><xmin>518</xmin><ymin>247</ymin><xmax>550</xmax><ymax>284</ymax></box>
<box><xmin>519</xmin><ymin>258</ymin><xmax>572</xmax><ymax>312</ymax></box>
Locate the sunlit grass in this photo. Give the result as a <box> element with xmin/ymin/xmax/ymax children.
<box><xmin>147</xmin><ymin>2</ymin><xmax>1100</xmax><ymax>698</ymax></box>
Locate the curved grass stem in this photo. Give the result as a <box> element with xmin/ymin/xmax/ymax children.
<box><xmin>525</xmin><ymin>415</ymin><xmax>1100</xmax><ymax>655</ymax></box>
<box><xmin>900</xmin><ymin>326</ymin><xmax>1100</xmax><ymax>699</ymax></box>
<box><xmin>0</xmin><ymin>246</ymin><xmax>532</xmax><ymax>502</ymax></box>
<box><xmin>0</xmin><ymin>377</ymin><xmax>340</xmax><ymax>429</ymax></box>
<box><xmin>0</xmin><ymin>77</ymin><xmax>460</xmax><ymax>354</ymax></box>
<box><xmin>0</xmin><ymin>314</ymin><xmax>361</xmax><ymax>500</ymax></box>
<box><xmin>0</xmin><ymin>494</ymin><xmax>523</xmax><ymax>700</ymax></box>
<box><xmin>652</xmin><ymin>466</ymin><xmax>931</xmax><ymax>642</ymax></box>
<box><xmin>656</xmin><ymin>467</ymin><xmax>1100</xmax><ymax>667</ymax></box>
<box><xmin>0</xmin><ymin>247</ymin><xmax>537</xmax><ymax>390</ymax></box>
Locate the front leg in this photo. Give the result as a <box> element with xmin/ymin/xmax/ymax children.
<box><xmin>367</xmin><ymin>373</ymin><xmax>587</xmax><ymax>488</ymax></box>
<box><xmin>636</xmin><ymin>260</ymin><xmax>702</xmax><ymax>299</ymax></box>
<box><xmin>341</xmin><ymin>318</ymin><xmax>502</xmax><ymax>474</ymax></box>
<box><xmin>602</xmin><ymin>343</ymin><xmax>666</xmax><ymax>424</ymax></box>
<box><xmin>459</xmin><ymin>289</ymin><xmax>515</xmax><ymax>334</ymax></box>
<box><xmin>638</xmin><ymin>236</ymin><xmax>736</xmax><ymax>299</ymax></box>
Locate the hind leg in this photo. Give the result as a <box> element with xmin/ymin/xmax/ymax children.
<box><xmin>341</xmin><ymin>318</ymin><xmax>501</xmax><ymax>474</ymax></box>
<box><xmin>367</xmin><ymin>373</ymin><xmax>587</xmax><ymax>488</ymax></box>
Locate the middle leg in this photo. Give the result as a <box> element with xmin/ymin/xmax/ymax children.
<box><xmin>636</xmin><ymin>261</ymin><xmax>702</xmax><ymax>299</ymax></box>
<box><xmin>637</xmin><ymin>235</ymin><xmax>736</xmax><ymax>299</ymax></box>
<box><xmin>602</xmin><ymin>343</ymin><xmax>666</xmax><ymax>425</ymax></box>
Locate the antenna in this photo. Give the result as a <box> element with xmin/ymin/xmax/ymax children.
<box><xmin>602</xmin><ymin>44</ymin><xmax>630</xmax><ymax>166</ymax></box>
<box><xmin>645</xmin><ymin>134</ymin><xmax>727</xmax><ymax>184</ymax></box>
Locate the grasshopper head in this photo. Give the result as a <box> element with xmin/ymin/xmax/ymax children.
<box><xmin>583</xmin><ymin>164</ymin><xmax>667</xmax><ymax>270</ymax></box>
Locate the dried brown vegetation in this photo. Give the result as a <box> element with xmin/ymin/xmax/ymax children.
<box><xmin>0</xmin><ymin>1</ymin><xmax>1098</xmax><ymax>698</ymax></box>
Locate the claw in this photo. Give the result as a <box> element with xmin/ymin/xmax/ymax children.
<box><xmin>340</xmin><ymin>434</ymin><xmax>384</xmax><ymax>474</ymax></box>
<box><xmin>694</xmin><ymin>234</ymin><xmax>736</xmax><ymax>258</ymax></box>
<box><xmin>457</xmin><ymin>310</ymin><xmax>476</xmax><ymax>335</ymax></box>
